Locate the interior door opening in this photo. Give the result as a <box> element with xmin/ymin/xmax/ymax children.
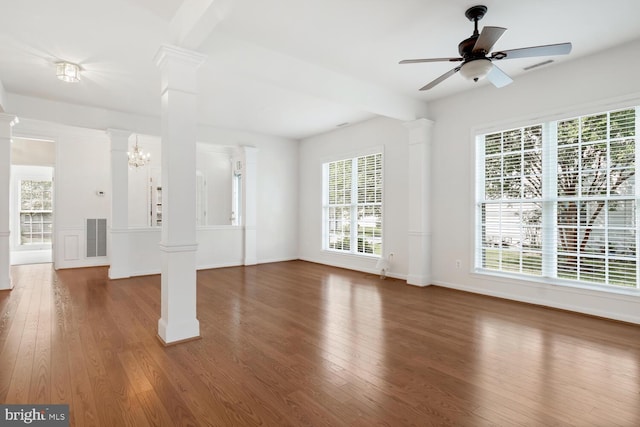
<box><xmin>10</xmin><ymin>137</ymin><xmax>55</xmax><ymax>265</ymax></box>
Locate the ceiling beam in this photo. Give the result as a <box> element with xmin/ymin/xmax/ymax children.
<box><xmin>170</xmin><ymin>0</ymin><xmax>235</xmax><ymax>50</ymax></box>
<box><xmin>203</xmin><ymin>35</ymin><xmax>428</xmax><ymax>123</ymax></box>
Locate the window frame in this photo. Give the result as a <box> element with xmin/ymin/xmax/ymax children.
<box><xmin>474</xmin><ymin>105</ymin><xmax>640</xmax><ymax>294</ymax></box>
<box><xmin>17</xmin><ymin>178</ymin><xmax>53</xmax><ymax>249</ymax></box>
<box><xmin>322</xmin><ymin>148</ymin><xmax>384</xmax><ymax>258</ymax></box>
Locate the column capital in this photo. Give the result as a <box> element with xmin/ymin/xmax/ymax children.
<box><xmin>154</xmin><ymin>45</ymin><xmax>207</xmax><ymax>94</ymax></box>
<box><xmin>154</xmin><ymin>44</ymin><xmax>207</xmax><ymax>69</ymax></box>
<box><xmin>242</xmin><ymin>146</ymin><xmax>258</xmax><ymax>163</ymax></box>
<box><xmin>107</xmin><ymin>128</ymin><xmax>132</xmax><ymax>152</ymax></box>
<box><xmin>403</xmin><ymin>118</ymin><xmax>434</xmax><ymax>146</ymax></box>
<box><xmin>403</xmin><ymin>117</ymin><xmax>434</xmax><ymax>130</ymax></box>
<box><xmin>106</xmin><ymin>128</ymin><xmax>132</xmax><ymax>139</ymax></box>
<box><xmin>0</xmin><ymin>113</ymin><xmax>18</xmax><ymax>127</ymax></box>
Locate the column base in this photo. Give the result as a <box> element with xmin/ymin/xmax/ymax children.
<box><xmin>108</xmin><ymin>267</ymin><xmax>131</xmax><ymax>280</ymax></box>
<box><xmin>0</xmin><ymin>232</ymin><xmax>12</xmax><ymax>290</ymax></box>
<box><xmin>407</xmin><ymin>275</ymin><xmax>432</xmax><ymax>287</ymax></box>
<box><xmin>158</xmin><ymin>243</ymin><xmax>199</xmax><ymax>345</ymax></box>
<box><xmin>157</xmin><ymin>317</ymin><xmax>200</xmax><ymax>345</ymax></box>
<box><xmin>407</xmin><ymin>231</ymin><xmax>432</xmax><ymax>288</ymax></box>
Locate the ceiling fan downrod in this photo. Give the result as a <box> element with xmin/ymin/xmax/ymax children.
<box><xmin>465</xmin><ymin>5</ymin><xmax>487</xmax><ymax>36</ymax></box>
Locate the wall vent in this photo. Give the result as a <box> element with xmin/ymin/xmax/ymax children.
<box><xmin>86</xmin><ymin>218</ymin><xmax>107</xmax><ymax>257</ymax></box>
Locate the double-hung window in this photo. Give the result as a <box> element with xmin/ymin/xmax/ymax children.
<box><xmin>324</xmin><ymin>152</ymin><xmax>382</xmax><ymax>256</ymax></box>
<box><xmin>476</xmin><ymin>107</ymin><xmax>638</xmax><ymax>290</ymax></box>
<box><xmin>19</xmin><ymin>179</ymin><xmax>53</xmax><ymax>246</ymax></box>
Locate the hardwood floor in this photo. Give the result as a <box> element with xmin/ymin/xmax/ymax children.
<box><xmin>1</xmin><ymin>261</ymin><xmax>640</xmax><ymax>426</ymax></box>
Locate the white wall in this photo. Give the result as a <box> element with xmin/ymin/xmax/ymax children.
<box><xmin>8</xmin><ymin>95</ymin><xmax>300</xmax><ymax>273</ymax></box>
<box><xmin>55</xmin><ymin>129</ymin><xmax>111</xmax><ymax>268</ymax></box>
<box><xmin>196</xmin><ymin>145</ymin><xmax>232</xmax><ymax>225</ymax></box>
<box><xmin>428</xmin><ymin>38</ymin><xmax>640</xmax><ymax>323</ymax></box>
<box><xmin>298</xmin><ymin>116</ymin><xmax>410</xmax><ymax>277</ymax></box>
<box><xmin>12</xmin><ymin>138</ymin><xmax>55</xmax><ymax>166</ymax></box>
<box><xmin>198</xmin><ymin>126</ymin><xmax>299</xmax><ymax>264</ymax></box>
<box><xmin>9</xmin><ymin>121</ymin><xmax>113</xmax><ymax>270</ymax></box>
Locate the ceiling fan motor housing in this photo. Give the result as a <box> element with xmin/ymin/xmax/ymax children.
<box><xmin>459</xmin><ymin>5</ymin><xmax>488</xmax><ymax>58</ymax></box>
<box><xmin>458</xmin><ymin>36</ymin><xmax>481</xmax><ymax>58</ymax></box>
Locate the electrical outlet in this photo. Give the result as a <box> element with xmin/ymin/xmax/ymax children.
<box><xmin>455</xmin><ymin>259</ymin><xmax>461</xmax><ymax>270</ymax></box>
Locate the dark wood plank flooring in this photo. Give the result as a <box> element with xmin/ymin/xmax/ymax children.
<box><xmin>1</xmin><ymin>261</ymin><xmax>640</xmax><ymax>426</ymax></box>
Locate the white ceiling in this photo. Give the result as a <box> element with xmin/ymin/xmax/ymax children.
<box><xmin>1</xmin><ymin>0</ymin><xmax>639</xmax><ymax>139</ymax></box>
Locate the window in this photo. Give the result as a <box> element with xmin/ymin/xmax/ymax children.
<box><xmin>19</xmin><ymin>180</ymin><xmax>53</xmax><ymax>246</ymax></box>
<box><xmin>324</xmin><ymin>152</ymin><xmax>382</xmax><ymax>256</ymax></box>
<box><xmin>477</xmin><ymin>107</ymin><xmax>638</xmax><ymax>289</ymax></box>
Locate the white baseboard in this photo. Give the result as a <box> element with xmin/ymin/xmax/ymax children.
<box><xmin>432</xmin><ymin>279</ymin><xmax>640</xmax><ymax>325</ymax></box>
<box><xmin>298</xmin><ymin>256</ymin><xmax>407</xmax><ymax>281</ymax></box>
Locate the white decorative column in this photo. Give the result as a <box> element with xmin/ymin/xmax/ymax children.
<box><xmin>0</xmin><ymin>114</ymin><xmax>17</xmax><ymax>290</ymax></box>
<box><xmin>154</xmin><ymin>45</ymin><xmax>206</xmax><ymax>345</ymax></box>
<box><xmin>108</xmin><ymin>129</ymin><xmax>131</xmax><ymax>279</ymax></box>
<box><xmin>404</xmin><ymin>118</ymin><xmax>434</xmax><ymax>287</ymax></box>
<box><xmin>242</xmin><ymin>146</ymin><xmax>258</xmax><ymax>265</ymax></box>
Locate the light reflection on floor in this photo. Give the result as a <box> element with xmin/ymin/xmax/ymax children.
<box><xmin>320</xmin><ymin>274</ymin><xmax>386</xmax><ymax>390</ymax></box>
<box><xmin>474</xmin><ymin>315</ymin><xmax>640</xmax><ymax>424</ymax></box>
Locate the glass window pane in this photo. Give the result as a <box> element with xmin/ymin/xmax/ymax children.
<box><xmin>581</xmin><ymin>114</ymin><xmax>608</xmax><ymax>142</ymax></box>
<box><xmin>325</xmin><ymin>153</ymin><xmax>382</xmax><ymax>256</ymax></box>
<box><xmin>478</xmin><ymin>107</ymin><xmax>637</xmax><ymax>288</ymax></box>
<box><xmin>558</xmin><ymin>118</ymin><xmax>579</xmax><ymax>146</ymax></box>
<box><xmin>523</xmin><ymin>125</ymin><xmax>542</xmax><ymax>150</ymax></box>
<box><xmin>503</xmin><ymin>129</ymin><xmax>521</xmax><ymax>153</ymax></box>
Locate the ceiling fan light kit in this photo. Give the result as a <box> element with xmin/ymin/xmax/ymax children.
<box><xmin>400</xmin><ymin>5</ymin><xmax>572</xmax><ymax>91</ymax></box>
<box><xmin>459</xmin><ymin>58</ymin><xmax>493</xmax><ymax>82</ymax></box>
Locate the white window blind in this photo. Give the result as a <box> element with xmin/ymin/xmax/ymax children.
<box><xmin>324</xmin><ymin>153</ymin><xmax>382</xmax><ymax>256</ymax></box>
<box><xmin>19</xmin><ymin>180</ymin><xmax>53</xmax><ymax>246</ymax></box>
<box><xmin>477</xmin><ymin>107</ymin><xmax>638</xmax><ymax>289</ymax></box>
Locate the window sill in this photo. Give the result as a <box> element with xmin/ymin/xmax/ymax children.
<box><xmin>322</xmin><ymin>249</ymin><xmax>380</xmax><ymax>260</ymax></box>
<box><xmin>473</xmin><ymin>268</ymin><xmax>640</xmax><ymax>299</ymax></box>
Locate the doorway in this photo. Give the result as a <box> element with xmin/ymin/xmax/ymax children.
<box><xmin>10</xmin><ymin>138</ymin><xmax>55</xmax><ymax>265</ymax></box>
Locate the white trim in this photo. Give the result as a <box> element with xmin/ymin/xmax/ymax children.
<box><xmin>472</xmin><ymin>268</ymin><xmax>640</xmax><ymax>299</ymax></box>
<box><xmin>408</xmin><ymin>230</ymin><xmax>432</xmax><ymax>237</ymax></box>
<box><xmin>319</xmin><ymin>144</ymin><xmax>384</xmax><ymax>165</ymax></box>
<box><xmin>154</xmin><ymin>44</ymin><xmax>207</xmax><ymax>68</ymax></box>
<box><xmin>322</xmin><ymin>150</ymin><xmax>384</xmax><ymax>257</ymax></box>
<box><xmin>298</xmin><ymin>255</ymin><xmax>407</xmax><ymax>280</ymax></box>
<box><xmin>473</xmin><ymin>104</ymin><xmax>639</xmax><ymax>291</ymax></box>
<box><xmin>159</xmin><ymin>243</ymin><xmax>198</xmax><ymax>253</ymax></box>
<box><xmin>433</xmin><ymin>278</ymin><xmax>640</xmax><ymax>325</ymax></box>
<box><xmin>257</xmin><ymin>256</ymin><xmax>299</xmax><ymax>265</ymax></box>
<box><xmin>471</xmin><ymin>92</ymin><xmax>640</xmax><ymax>137</ymax></box>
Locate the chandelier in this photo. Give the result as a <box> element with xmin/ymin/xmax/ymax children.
<box><xmin>128</xmin><ymin>135</ymin><xmax>151</xmax><ymax>168</ymax></box>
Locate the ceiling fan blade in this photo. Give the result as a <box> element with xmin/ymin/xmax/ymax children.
<box><xmin>492</xmin><ymin>42</ymin><xmax>572</xmax><ymax>60</ymax></box>
<box><xmin>400</xmin><ymin>57</ymin><xmax>463</xmax><ymax>64</ymax></box>
<box><xmin>473</xmin><ymin>26</ymin><xmax>507</xmax><ymax>53</ymax></box>
<box><xmin>486</xmin><ymin>64</ymin><xmax>513</xmax><ymax>88</ymax></box>
<box><xmin>419</xmin><ymin>66</ymin><xmax>461</xmax><ymax>91</ymax></box>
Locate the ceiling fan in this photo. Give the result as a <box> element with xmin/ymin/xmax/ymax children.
<box><xmin>400</xmin><ymin>5</ymin><xmax>572</xmax><ymax>91</ymax></box>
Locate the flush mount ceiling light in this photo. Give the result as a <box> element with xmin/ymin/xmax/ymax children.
<box><xmin>55</xmin><ymin>61</ymin><xmax>81</xmax><ymax>83</ymax></box>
